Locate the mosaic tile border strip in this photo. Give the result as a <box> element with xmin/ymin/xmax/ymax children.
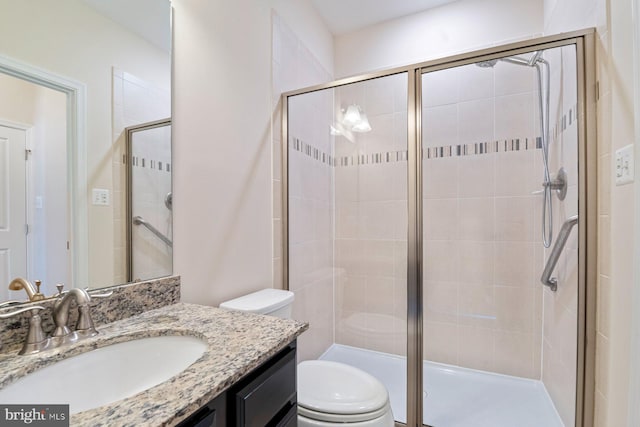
<box><xmin>128</xmin><ymin>155</ymin><xmax>172</xmax><ymax>173</ymax></box>
<box><xmin>425</xmin><ymin>137</ymin><xmax>540</xmax><ymax>159</ymax></box>
<box><xmin>552</xmin><ymin>103</ymin><xmax>578</xmax><ymax>143</ymax></box>
<box><xmin>291</xmin><ymin>137</ymin><xmax>336</xmax><ymax>166</ymax></box>
<box><xmin>289</xmin><ymin>103</ymin><xmax>578</xmax><ymax>167</ymax></box>
<box><xmin>338</xmin><ymin>150</ymin><xmax>408</xmax><ymax>166</ymax></box>
<box><xmin>291</xmin><ymin>135</ymin><xmax>540</xmax><ymax>166</ymax></box>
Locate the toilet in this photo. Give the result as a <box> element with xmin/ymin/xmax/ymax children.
<box><xmin>220</xmin><ymin>289</ymin><xmax>395</xmax><ymax>427</ymax></box>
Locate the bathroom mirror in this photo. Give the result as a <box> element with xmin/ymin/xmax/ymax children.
<box><xmin>0</xmin><ymin>0</ymin><xmax>172</xmax><ymax>303</ymax></box>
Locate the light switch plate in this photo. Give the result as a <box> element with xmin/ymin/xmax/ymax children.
<box><xmin>615</xmin><ymin>144</ymin><xmax>634</xmax><ymax>186</ymax></box>
<box><xmin>92</xmin><ymin>188</ymin><xmax>110</xmax><ymax>206</ymax></box>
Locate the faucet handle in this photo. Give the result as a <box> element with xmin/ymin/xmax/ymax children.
<box><xmin>55</xmin><ymin>283</ymin><xmax>64</xmax><ymax>296</ymax></box>
<box><xmin>32</xmin><ymin>280</ymin><xmax>45</xmax><ymax>301</ymax></box>
<box><xmin>90</xmin><ymin>290</ymin><xmax>113</xmax><ymax>299</ymax></box>
<box><xmin>0</xmin><ymin>306</ymin><xmax>49</xmax><ymax>355</ymax></box>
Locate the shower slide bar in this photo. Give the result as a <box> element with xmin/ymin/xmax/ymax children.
<box><xmin>132</xmin><ymin>215</ymin><xmax>173</xmax><ymax>248</ymax></box>
<box><xmin>540</xmin><ymin>215</ymin><xmax>578</xmax><ymax>291</ymax></box>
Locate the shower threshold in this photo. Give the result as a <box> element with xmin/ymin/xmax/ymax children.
<box><xmin>320</xmin><ymin>344</ymin><xmax>564</xmax><ymax>427</ymax></box>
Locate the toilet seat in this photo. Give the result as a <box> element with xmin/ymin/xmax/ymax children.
<box><xmin>298</xmin><ymin>360</ymin><xmax>390</xmax><ymax>423</ymax></box>
<box><xmin>298</xmin><ymin>402</ymin><xmax>392</xmax><ymax>423</ymax></box>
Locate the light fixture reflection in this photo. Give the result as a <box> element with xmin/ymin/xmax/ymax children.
<box><xmin>343</xmin><ymin>104</ymin><xmax>362</xmax><ymax>126</ymax></box>
<box><xmin>333</xmin><ymin>104</ymin><xmax>372</xmax><ymax>135</ymax></box>
<box><xmin>351</xmin><ymin>112</ymin><xmax>371</xmax><ymax>132</ymax></box>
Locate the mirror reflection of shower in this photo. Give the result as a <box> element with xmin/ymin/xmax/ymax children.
<box><xmin>476</xmin><ymin>51</ymin><xmax>567</xmax><ymax>247</ymax></box>
<box><xmin>126</xmin><ymin>118</ymin><xmax>172</xmax><ymax>283</ymax></box>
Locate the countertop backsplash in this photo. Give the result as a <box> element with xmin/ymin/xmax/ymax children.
<box><xmin>0</xmin><ymin>276</ymin><xmax>180</xmax><ymax>354</ymax></box>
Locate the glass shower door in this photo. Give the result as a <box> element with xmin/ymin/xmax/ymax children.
<box><xmin>286</xmin><ymin>72</ymin><xmax>410</xmax><ymax>424</ymax></box>
<box><xmin>420</xmin><ymin>44</ymin><xmax>579</xmax><ymax>427</ymax></box>
<box><xmin>126</xmin><ymin>119</ymin><xmax>173</xmax><ymax>282</ymax></box>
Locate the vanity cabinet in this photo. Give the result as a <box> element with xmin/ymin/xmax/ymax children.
<box><xmin>178</xmin><ymin>341</ymin><xmax>297</xmax><ymax>427</ymax></box>
<box><xmin>177</xmin><ymin>393</ymin><xmax>227</xmax><ymax>427</ymax></box>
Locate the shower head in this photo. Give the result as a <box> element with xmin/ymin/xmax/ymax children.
<box><xmin>475</xmin><ymin>59</ymin><xmax>498</xmax><ymax>68</ymax></box>
<box><xmin>475</xmin><ymin>51</ymin><xmax>545</xmax><ymax>69</ymax></box>
<box><xmin>528</xmin><ymin>50</ymin><xmax>544</xmax><ymax>66</ymax></box>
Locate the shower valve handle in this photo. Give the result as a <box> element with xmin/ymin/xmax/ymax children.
<box><xmin>541</xmin><ymin>167</ymin><xmax>567</xmax><ymax>201</ymax></box>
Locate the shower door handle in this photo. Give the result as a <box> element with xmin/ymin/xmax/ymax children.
<box><xmin>540</xmin><ymin>215</ymin><xmax>578</xmax><ymax>291</ymax></box>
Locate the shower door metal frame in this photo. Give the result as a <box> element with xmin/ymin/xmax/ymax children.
<box><xmin>281</xmin><ymin>28</ymin><xmax>596</xmax><ymax>427</ymax></box>
<box><xmin>125</xmin><ymin>117</ymin><xmax>172</xmax><ymax>283</ymax></box>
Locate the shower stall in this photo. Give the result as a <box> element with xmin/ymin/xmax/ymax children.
<box><xmin>282</xmin><ymin>31</ymin><xmax>596</xmax><ymax>427</ymax></box>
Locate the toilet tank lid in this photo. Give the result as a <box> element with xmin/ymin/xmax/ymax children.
<box><xmin>219</xmin><ymin>289</ymin><xmax>294</xmax><ymax>314</ymax></box>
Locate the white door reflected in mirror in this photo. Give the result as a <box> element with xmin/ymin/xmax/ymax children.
<box><xmin>0</xmin><ymin>125</ymin><xmax>28</xmax><ymax>299</ymax></box>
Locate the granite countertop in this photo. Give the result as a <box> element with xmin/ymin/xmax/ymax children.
<box><xmin>0</xmin><ymin>303</ymin><xmax>308</xmax><ymax>426</ymax></box>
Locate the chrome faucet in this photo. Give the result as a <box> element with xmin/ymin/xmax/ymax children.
<box><xmin>51</xmin><ymin>288</ymin><xmax>98</xmax><ymax>346</ymax></box>
<box><xmin>0</xmin><ymin>286</ymin><xmax>110</xmax><ymax>355</ymax></box>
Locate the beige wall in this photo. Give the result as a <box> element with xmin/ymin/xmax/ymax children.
<box><xmin>595</xmin><ymin>1</ymin><xmax>635</xmax><ymax>426</ymax></box>
<box><xmin>274</xmin><ymin>13</ymin><xmax>335</xmax><ymax>362</ymax></box>
<box><xmin>0</xmin><ymin>74</ymin><xmax>39</xmax><ymax>122</ymax></box>
<box><xmin>334</xmin><ymin>0</ymin><xmax>542</xmax><ymax>78</ymax></box>
<box><xmin>172</xmin><ymin>0</ymin><xmax>333</xmax><ymax>307</ymax></box>
<box><xmin>0</xmin><ymin>0</ymin><xmax>170</xmax><ymax>289</ymax></box>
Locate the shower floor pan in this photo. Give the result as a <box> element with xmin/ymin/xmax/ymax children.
<box><xmin>320</xmin><ymin>344</ymin><xmax>564</xmax><ymax>427</ymax></box>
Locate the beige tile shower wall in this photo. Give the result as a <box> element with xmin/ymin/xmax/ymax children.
<box><xmin>539</xmin><ymin>45</ymin><xmax>579</xmax><ymax>427</ymax></box>
<box><xmin>422</xmin><ymin>62</ymin><xmax>543</xmax><ymax>379</ymax></box>
<box><xmin>112</xmin><ymin>70</ymin><xmax>171</xmax><ymax>285</ymax></box>
<box><xmin>272</xmin><ymin>13</ymin><xmax>334</xmax><ymax>362</ymax></box>
<box><xmin>334</xmin><ymin>74</ymin><xmax>409</xmax><ymax>357</ymax></box>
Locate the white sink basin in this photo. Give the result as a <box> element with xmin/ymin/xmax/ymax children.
<box><xmin>0</xmin><ymin>335</ymin><xmax>207</xmax><ymax>414</ymax></box>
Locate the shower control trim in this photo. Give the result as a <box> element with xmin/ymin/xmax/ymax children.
<box><xmin>542</xmin><ymin>167</ymin><xmax>568</xmax><ymax>201</ymax></box>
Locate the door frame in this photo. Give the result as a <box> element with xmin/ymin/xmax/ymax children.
<box><xmin>0</xmin><ymin>54</ymin><xmax>88</xmax><ymax>288</ymax></box>
<box><xmin>281</xmin><ymin>29</ymin><xmax>597</xmax><ymax>427</ymax></box>
<box><xmin>628</xmin><ymin>0</ymin><xmax>640</xmax><ymax>423</ymax></box>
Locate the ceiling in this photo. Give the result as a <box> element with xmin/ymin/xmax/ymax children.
<box><xmin>310</xmin><ymin>0</ymin><xmax>460</xmax><ymax>35</ymax></box>
<box><xmin>81</xmin><ymin>0</ymin><xmax>459</xmax><ymax>51</ymax></box>
<box><xmin>82</xmin><ymin>0</ymin><xmax>171</xmax><ymax>52</ymax></box>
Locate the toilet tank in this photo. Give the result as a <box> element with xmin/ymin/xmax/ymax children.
<box><xmin>219</xmin><ymin>289</ymin><xmax>294</xmax><ymax>319</ymax></box>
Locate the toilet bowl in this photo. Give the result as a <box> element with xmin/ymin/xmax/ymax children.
<box><xmin>297</xmin><ymin>360</ymin><xmax>395</xmax><ymax>427</ymax></box>
<box><xmin>219</xmin><ymin>289</ymin><xmax>395</xmax><ymax>427</ymax></box>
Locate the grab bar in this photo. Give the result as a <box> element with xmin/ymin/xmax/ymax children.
<box><xmin>132</xmin><ymin>216</ymin><xmax>173</xmax><ymax>248</ymax></box>
<box><xmin>540</xmin><ymin>215</ymin><xmax>578</xmax><ymax>291</ymax></box>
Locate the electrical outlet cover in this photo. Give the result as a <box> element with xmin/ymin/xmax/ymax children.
<box><xmin>92</xmin><ymin>188</ymin><xmax>110</xmax><ymax>206</ymax></box>
<box><xmin>615</xmin><ymin>144</ymin><xmax>634</xmax><ymax>186</ymax></box>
